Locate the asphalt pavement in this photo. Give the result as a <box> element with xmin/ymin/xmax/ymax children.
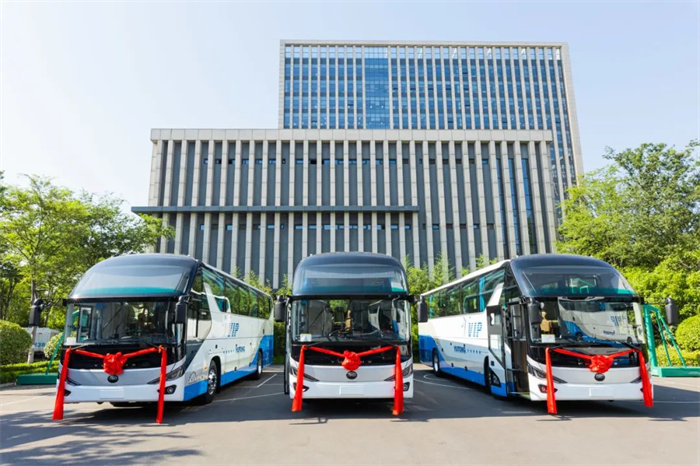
<box><xmin>0</xmin><ymin>365</ymin><xmax>698</xmax><ymax>465</ymax></box>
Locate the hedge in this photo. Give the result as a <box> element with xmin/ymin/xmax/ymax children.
<box><xmin>0</xmin><ymin>360</ymin><xmax>58</xmax><ymax>384</ymax></box>
<box><xmin>655</xmin><ymin>345</ymin><xmax>700</xmax><ymax>367</ymax></box>
<box><xmin>675</xmin><ymin>315</ymin><xmax>700</xmax><ymax>352</ymax></box>
<box><xmin>0</xmin><ymin>320</ymin><xmax>33</xmax><ymax>365</ymax></box>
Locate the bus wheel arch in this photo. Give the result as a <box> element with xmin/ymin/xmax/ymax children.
<box><xmin>200</xmin><ymin>357</ymin><xmax>220</xmax><ymax>405</ymax></box>
<box><xmin>483</xmin><ymin>357</ymin><xmax>492</xmax><ymax>393</ymax></box>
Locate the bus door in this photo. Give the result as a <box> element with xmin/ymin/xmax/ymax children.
<box><xmin>504</xmin><ymin>301</ymin><xmax>530</xmax><ymax>394</ymax></box>
<box><xmin>486</xmin><ymin>284</ymin><xmax>507</xmax><ymax>394</ymax></box>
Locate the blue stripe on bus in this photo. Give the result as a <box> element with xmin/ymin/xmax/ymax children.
<box><xmin>419</xmin><ymin>333</ymin><xmax>509</xmax><ymax>396</ymax></box>
<box><xmin>183</xmin><ymin>380</ymin><xmax>207</xmax><ymax>401</ymax></box>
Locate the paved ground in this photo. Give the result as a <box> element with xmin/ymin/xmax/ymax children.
<box><xmin>0</xmin><ymin>365</ymin><xmax>698</xmax><ymax>465</ymax></box>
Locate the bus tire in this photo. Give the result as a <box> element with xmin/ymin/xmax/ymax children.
<box><xmin>251</xmin><ymin>350</ymin><xmax>263</xmax><ymax>380</ymax></box>
<box><xmin>483</xmin><ymin>359</ymin><xmax>492</xmax><ymax>394</ymax></box>
<box><xmin>201</xmin><ymin>359</ymin><xmax>219</xmax><ymax>405</ymax></box>
<box><xmin>432</xmin><ymin>350</ymin><xmax>443</xmax><ymax>377</ymax></box>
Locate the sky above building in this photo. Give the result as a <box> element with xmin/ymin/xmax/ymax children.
<box><xmin>1</xmin><ymin>1</ymin><xmax>698</xmax><ymax>209</ymax></box>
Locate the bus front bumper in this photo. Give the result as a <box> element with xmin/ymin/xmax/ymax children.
<box><xmin>59</xmin><ymin>377</ymin><xmax>187</xmax><ymax>403</ymax></box>
<box><xmin>290</xmin><ymin>375</ymin><xmax>414</xmax><ymax>400</ymax></box>
<box><xmin>529</xmin><ymin>380</ymin><xmax>652</xmax><ymax>402</ymax></box>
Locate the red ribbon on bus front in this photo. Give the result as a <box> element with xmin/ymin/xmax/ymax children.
<box><xmin>544</xmin><ymin>347</ymin><xmax>653</xmax><ymax>415</ymax></box>
<box><xmin>53</xmin><ymin>346</ymin><xmax>168</xmax><ymax>424</ymax></box>
<box><xmin>291</xmin><ymin>345</ymin><xmax>404</xmax><ymax>415</ymax></box>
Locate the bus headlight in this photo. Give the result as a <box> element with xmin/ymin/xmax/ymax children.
<box><xmin>290</xmin><ymin>365</ymin><xmax>319</xmax><ymax>381</ymax></box>
<box><xmin>148</xmin><ymin>365</ymin><xmax>185</xmax><ymax>384</ymax></box>
<box><xmin>528</xmin><ymin>364</ymin><xmax>567</xmax><ymax>383</ymax></box>
<box><xmin>385</xmin><ymin>363</ymin><xmax>413</xmax><ymax>381</ymax></box>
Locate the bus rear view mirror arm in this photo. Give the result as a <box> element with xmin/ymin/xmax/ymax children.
<box><xmin>528</xmin><ymin>301</ymin><xmax>543</xmax><ymax>326</ymax></box>
<box><xmin>665</xmin><ymin>297</ymin><xmax>679</xmax><ymax>326</ymax></box>
<box><xmin>175</xmin><ymin>295</ymin><xmax>189</xmax><ymax>325</ymax></box>
<box><xmin>274</xmin><ymin>296</ymin><xmax>287</xmax><ymax>323</ymax></box>
<box><xmin>417</xmin><ymin>298</ymin><xmax>428</xmax><ymax>323</ymax></box>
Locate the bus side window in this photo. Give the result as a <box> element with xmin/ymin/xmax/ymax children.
<box><xmin>224</xmin><ymin>278</ymin><xmax>239</xmax><ymax>314</ymax></box>
<box><xmin>480</xmin><ymin>270</ymin><xmax>505</xmax><ymax>311</ymax></box>
<box><xmin>202</xmin><ymin>268</ymin><xmax>225</xmax><ymax>312</ymax></box>
<box><xmin>463</xmin><ymin>280</ymin><xmax>479</xmax><ymax>313</ymax></box>
<box><xmin>249</xmin><ymin>291</ymin><xmax>259</xmax><ymax>318</ymax></box>
<box><xmin>259</xmin><ymin>295</ymin><xmax>270</xmax><ymax>319</ymax></box>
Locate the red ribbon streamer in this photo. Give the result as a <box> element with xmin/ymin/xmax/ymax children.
<box><xmin>291</xmin><ymin>345</ymin><xmax>404</xmax><ymax>415</ymax></box>
<box><xmin>53</xmin><ymin>346</ymin><xmax>168</xmax><ymax>424</ymax></box>
<box><xmin>545</xmin><ymin>347</ymin><xmax>653</xmax><ymax>415</ymax></box>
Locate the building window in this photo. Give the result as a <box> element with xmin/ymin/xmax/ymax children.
<box><xmin>295</xmin><ymin>224</ymin><xmax>303</xmax><ymax>230</ymax></box>
<box><xmin>390</xmin><ymin>224</ymin><xmax>399</xmax><ymax>230</ymax></box>
<box><xmin>203</xmin><ymin>158</ymin><xmax>209</xmax><ymax>165</ymax></box>
<box><xmin>226</xmin><ymin>224</ymin><xmax>233</xmax><ymax>231</ymax></box>
<box><xmin>199</xmin><ymin>224</ymin><xmax>205</xmax><ymax>231</ymax></box>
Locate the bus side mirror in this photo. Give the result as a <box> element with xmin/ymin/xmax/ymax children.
<box><xmin>29</xmin><ymin>299</ymin><xmax>44</xmax><ymax>327</ymax></box>
<box><xmin>528</xmin><ymin>302</ymin><xmax>542</xmax><ymax>325</ymax></box>
<box><xmin>417</xmin><ymin>298</ymin><xmax>428</xmax><ymax>323</ymax></box>
<box><xmin>665</xmin><ymin>297</ymin><xmax>679</xmax><ymax>326</ymax></box>
<box><xmin>274</xmin><ymin>297</ymin><xmax>287</xmax><ymax>323</ymax></box>
<box><xmin>175</xmin><ymin>296</ymin><xmax>188</xmax><ymax>324</ymax></box>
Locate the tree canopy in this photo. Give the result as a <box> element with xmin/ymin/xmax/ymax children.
<box><xmin>0</xmin><ymin>175</ymin><xmax>173</xmax><ymax>327</ymax></box>
<box><xmin>558</xmin><ymin>141</ymin><xmax>700</xmax><ymax>320</ymax></box>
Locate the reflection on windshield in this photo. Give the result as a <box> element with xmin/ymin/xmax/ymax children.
<box><xmin>533</xmin><ymin>297</ymin><xmax>645</xmax><ymax>345</ymax></box>
<box><xmin>292</xmin><ymin>299</ymin><xmax>410</xmax><ymax>343</ymax></box>
<box><xmin>64</xmin><ymin>301</ymin><xmax>180</xmax><ymax>346</ymax></box>
<box><xmin>515</xmin><ymin>265</ymin><xmax>636</xmax><ymax>297</ymax></box>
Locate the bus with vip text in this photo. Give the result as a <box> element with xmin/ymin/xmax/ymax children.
<box><xmin>417</xmin><ymin>254</ymin><xmax>674</xmax><ymax>411</ymax></box>
<box><xmin>58</xmin><ymin>253</ymin><xmax>273</xmax><ymax>408</ymax></box>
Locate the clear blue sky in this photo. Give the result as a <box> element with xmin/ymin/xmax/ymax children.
<box><xmin>2</xmin><ymin>1</ymin><xmax>698</xmax><ymax>209</ymax></box>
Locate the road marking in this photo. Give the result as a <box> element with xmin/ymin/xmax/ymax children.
<box><xmin>213</xmin><ymin>392</ymin><xmax>283</xmax><ymax>403</ymax></box>
<box><xmin>0</xmin><ymin>395</ymin><xmax>47</xmax><ymax>408</ymax></box>
<box><xmin>414</xmin><ymin>378</ymin><xmax>471</xmax><ymax>390</ymax></box>
<box><xmin>253</xmin><ymin>374</ymin><xmax>276</xmax><ymax>388</ymax></box>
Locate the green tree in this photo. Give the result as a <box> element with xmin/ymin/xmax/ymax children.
<box><xmin>0</xmin><ymin>176</ymin><xmax>173</xmax><ymax>337</ymax></box>
<box><xmin>558</xmin><ymin>141</ymin><xmax>700</xmax><ymax>324</ymax></box>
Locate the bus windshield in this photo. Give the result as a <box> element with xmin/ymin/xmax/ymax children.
<box><xmin>292</xmin><ymin>264</ymin><xmax>408</xmax><ymax>296</ymax></box>
<box><xmin>291</xmin><ymin>298</ymin><xmax>410</xmax><ymax>343</ymax></box>
<box><xmin>534</xmin><ymin>297</ymin><xmax>645</xmax><ymax>345</ymax></box>
<box><xmin>63</xmin><ymin>301</ymin><xmax>181</xmax><ymax>346</ymax></box>
<box><xmin>71</xmin><ymin>263</ymin><xmax>192</xmax><ymax>298</ymax></box>
<box><xmin>513</xmin><ymin>264</ymin><xmax>636</xmax><ymax>297</ymax></box>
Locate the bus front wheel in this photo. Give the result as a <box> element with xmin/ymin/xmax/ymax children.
<box><xmin>432</xmin><ymin>350</ymin><xmax>443</xmax><ymax>377</ymax></box>
<box><xmin>251</xmin><ymin>350</ymin><xmax>263</xmax><ymax>380</ymax></box>
<box><xmin>201</xmin><ymin>359</ymin><xmax>219</xmax><ymax>405</ymax></box>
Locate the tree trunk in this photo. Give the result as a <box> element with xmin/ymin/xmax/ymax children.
<box><xmin>26</xmin><ymin>279</ymin><xmax>36</xmax><ymax>364</ymax></box>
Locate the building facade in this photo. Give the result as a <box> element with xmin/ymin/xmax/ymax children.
<box><xmin>133</xmin><ymin>41</ymin><xmax>579</xmax><ymax>289</ymax></box>
<box><xmin>279</xmin><ymin>41</ymin><xmax>582</xmax><ymax>205</ymax></box>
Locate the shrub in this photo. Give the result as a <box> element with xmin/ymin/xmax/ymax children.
<box><xmin>0</xmin><ymin>360</ymin><xmax>58</xmax><ymax>384</ymax></box>
<box><xmin>655</xmin><ymin>345</ymin><xmax>700</xmax><ymax>367</ymax></box>
<box><xmin>43</xmin><ymin>332</ymin><xmax>64</xmax><ymax>359</ymax></box>
<box><xmin>273</xmin><ymin>322</ymin><xmax>286</xmax><ymax>358</ymax></box>
<box><xmin>0</xmin><ymin>320</ymin><xmax>32</xmax><ymax>365</ymax></box>
<box><xmin>675</xmin><ymin>315</ymin><xmax>700</xmax><ymax>352</ymax></box>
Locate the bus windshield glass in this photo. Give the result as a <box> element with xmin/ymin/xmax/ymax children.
<box><xmin>534</xmin><ymin>297</ymin><xmax>645</xmax><ymax>345</ymax></box>
<box><xmin>71</xmin><ymin>264</ymin><xmax>192</xmax><ymax>298</ymax></box>
<box><xmin>63</xmin><ymin>301</ymin><xmax>181</xmax><ymax>346</ymax></box>
<box><xmin>513</xmin><ymin>264</ymin><xmax>636</xmax><ymax>297</ymax></box>
<box><xmin>291</xmin><ymin>298</ymin><xmax>410</xmax><ymax>343</ymax></box>
<box><xmin>292</xmin><ymin>264</ymin><xmax>408</xmax><ymax>296</ymax></box>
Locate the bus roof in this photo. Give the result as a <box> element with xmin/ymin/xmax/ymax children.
<box><xmin>421</xmin><ymin>254</ymin><xmax>625</xmax><ymax>297</ymax></box>
<box><xmin>292</xmin><ymin>252</ymin><xmax>409</xmax><ymax>297</ymax></box>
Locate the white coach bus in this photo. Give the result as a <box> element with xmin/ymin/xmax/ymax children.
<box><xmin>275</xmin><ymin>253</ymin><xmax>414</xmax><ymax>414</ymax></box>
<box><xmin>417</xmin><ymin>254</ymin><xmax>664</xmax><ymax>411</ymax></box>
<box><xmin>59</xmin><ymin>254</ymin><xmax>273</xmax><ymax>407</ymax></box>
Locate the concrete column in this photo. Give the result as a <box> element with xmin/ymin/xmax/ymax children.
<box><xmin>370</xmin><ymin>141</ymin><xmax>377</xmax><ymax>206</ymax></box>
<box><xmin>148</xmin><ymin>140</ymin><xmax>160</xmax><ymax>206</ymax></box>
<box><xmin>463</xmin><ymin>141</ymin><xmax>476</xmax><ymax>271</ymax></box>
<box><xmin>517</xmin><ymin>47</ymin><xmax>530</xmax><ymax>130</ymax></box>
<box><xmin>244</xmin><ymin>213</ymin><xmax>253</xmax><ymax>275</ymax></box>
<box><xmin>273</xmin><ymin>212</ymin><xmax>281</xmax><ymax>288</ymax></box>
<box><xmin>205</xmin><ymin>139</ymin><xmax>215</xmax><ymax>206</ymax></box>
<box><xmin>456</xmin><ymin>47</ymin><xmax>467</xmax><ymax>129</ymax></box>
<box><xmin>383</xmin><ymin>140</ymin><xmax>390</xmax><ymax>206</ymax></box>
<box><xmin>216</xmin><ymin>213</ymin><xmax>225</xmax><ymax>269</ymax></box>
<box><xmin>245</xmin><ymin>140</ymin><xmax>255</xmax><ymax>207</ymax></box>
<box><xmin>302</xmin><ymin>140</ymin><xmax>309</xmax><ymax>206</ymax></box>
<box><xmin>259</xmin><ymin>214</ymin><xmax>267</xmax><ymax>280</ymax></box>
<box><xmin>260</xmin><ymin>141</ymin><xmax>269</xmax><ymax>206</ymax></box>
<box><xmin>489</xmin><ymin>140</ymin><xmax>504</xmax><ymax>259</ymax></box>
<box><xmin>448</xmin><ymin>140</ymin><xmax>463</xmax><ymax>274</ymax></box>
<box><xmin>162</xmin><ymin>139</ymin><xmax>175</xmax><ymax>206</ymax></box>
<box><xmin>330</xmin><ymin>140</ymin><xmax>336</xmax><ymax>205</ymax></box>
<box><xmin>230</xmin><ymin>213</ymin><xmax>239</xmax><ymax>275</ymax></box>
<box><xmin>422</xmin><ymin>141</ymin><xmax>434</xmax><ymax>274</ymax></box>
<box><xmin>232</xmin><ymin>141</ymin><xmax>242</xmax><ymax>206</ymax></box>
<box><xmin>435</xmin><ymin>142</ymin><xmax>448</xmax><ymax>265</ymax></box>
<box><xmin>475</xmin><ymin>141</ymin><xmax>489</xmax><ymax>259</ymax></box>
<box><xmin>484</xmin><ymin>48</ymin><xmax>494</xmax><ymax>129</ymax></box>
<box><xmin>371</xmin><ymin>212</ymin><xmax>378</xmax><ymax>253</ymax></box>
<box><xmin>513</xmin><ymin>142</ymin><xmax>531</xmax><ymax>255</ymax></box>
<box><xmin>466</xmin><ymin>48</ymin><xmax>476</xmax><ymax>129</ymax></box>
<box><xmin>509</xmin><ymin>47</ymin><xmax>521</xmax><ymax>130</ymax></box>
<box><xmin>540</xmin><ymin>141</ymin><xmax>558</xmax><ymax>253</ymax></box>
<box><xmin>500</xmin><ymin>141</ymin><xmax>517</xmax><ymax>257</ymax></box>
<box><xmin>410</xmin><ymin>141</ymin><xmax>420</xmax><ymax>265</ymax></box>
<box><xmin>528</xmin><ymin>141</ymin><xmax>546</xmax><ymax>254</ymax></box>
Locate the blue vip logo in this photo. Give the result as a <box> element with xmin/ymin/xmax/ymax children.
<box><xmin>228</xmin><ymin>322</ymin><xmax>240</xmax><ymax>338</ymax></box>
<box><xmin>467</xmin><ymin>322</ymin><xmax>483</xmax><ymax>338</ymax></box>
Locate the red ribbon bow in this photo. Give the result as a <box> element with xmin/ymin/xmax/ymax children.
<box><xmin>291</xmin><ymin>345</ymin><xmax>404</xmax><ymax>416</ymax></box>
<box><xmin>545</xmin><ymin>347</ymin><xmax>653</xmax><ymax>415</ymax></box>
<box><xmin>53</xmin><ymin>346</ymin><xmax>168</xmax><ymax>424</ymax></box>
